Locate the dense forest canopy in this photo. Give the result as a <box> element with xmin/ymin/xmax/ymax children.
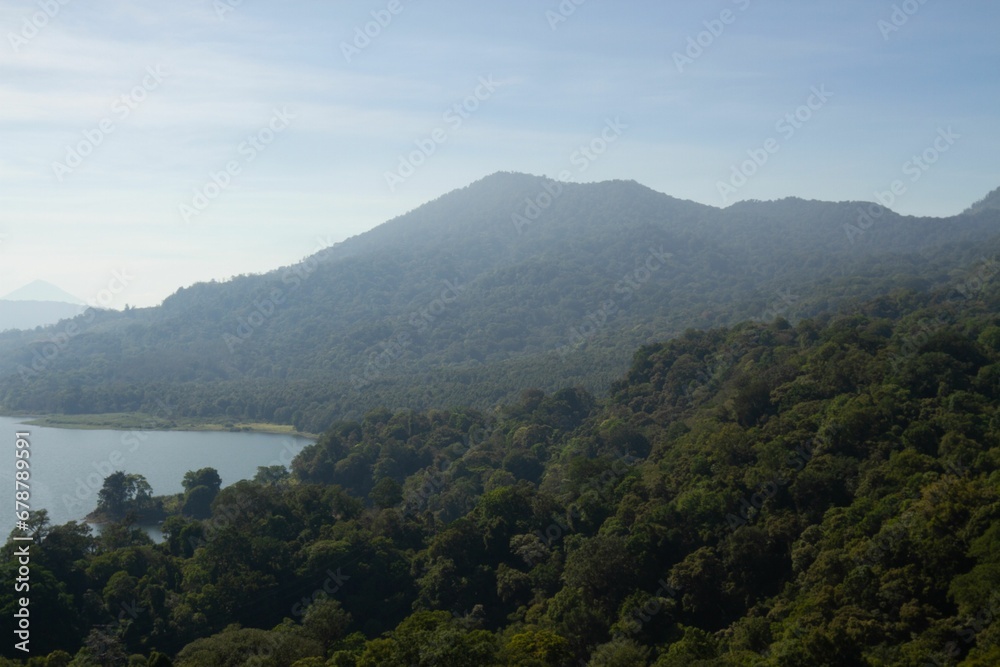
<box><xmin>5</xmin><ymin>278</ymin><xmax>1000</xmax><ymax>665</ymax></box>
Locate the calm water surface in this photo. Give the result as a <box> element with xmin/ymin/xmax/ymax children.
<box><xmin>1</xmin><ymin>416</ymin><xmax>313</xmax><ymax>540</ymax></box>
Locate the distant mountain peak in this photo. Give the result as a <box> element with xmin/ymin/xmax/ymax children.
<box><xmin>964</xmin><ymin>186</ymin><xmax>1000</xmax><ymax>216</ymax></box>
<box><xmin>466</xmin><ymin>171</ymin><xmax>683</xmax><ymax>203</ymax></box>
<box><xmin>466</xmin><ymin>171</ymin><xmax>550</xmax><ymax>188</ymax></box>
<box><xmin>481</xmin><ymin>170</ymin><xmax>539</xmax><ymax>180</ymax></box>
<box><xmin>1</xmin><ymin>280</ymin><xmax>85</xmax><ymax>304</ymax></box>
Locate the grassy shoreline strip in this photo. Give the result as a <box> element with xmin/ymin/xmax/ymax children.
<box><xmin>0</xmin><ymin>411</ymin><xmax>316</xmax><ymax>438</ymax></box>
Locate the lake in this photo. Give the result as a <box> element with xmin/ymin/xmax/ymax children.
<box><xmin>2</xmin><ymin>416</ymin><xmax>314</xmax><ymax>541</ymax></box>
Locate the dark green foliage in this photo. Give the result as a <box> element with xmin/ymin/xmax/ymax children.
<box><xmin>173</xmin><ymin>627</ymin><xmax>322</xmax><ymax>667</ymax></box>
<box><xmin>181</xmin><ymin>486</ymin><xmax>216</xmax><ymax>520</ymax></box>
<box><xmin>7</xmin><ymin>277</ymin><xmax>1000</xmax><ymax>665</ymax></box>
<box><xmin>370</xmin><ymin>478</ymin><xmax>403</xmax><ymax>509</ymax></box>
<box><xmin>182</xmin><ymin>469</ymin><xmax>221</xmax><ymax>495</ymax></box>
<box><xmin>96</xmin><ymin>472</ymin><xmax>153</xmax><ymax>521</ymax></box>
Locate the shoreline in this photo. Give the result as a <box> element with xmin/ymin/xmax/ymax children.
<box><xmin>85</xmin><ymin>510</ymin><xmax>169</xmax><ymax>526</ymax></box>
<box><xmin>0</xmin><ymin>411</ymin><xmax>318</xmax><ymax>439</ymax></box>
<box><xmin>84</xmin><ymin>512</ymin><xmax>170</xmax><ymax>543</ymax></box>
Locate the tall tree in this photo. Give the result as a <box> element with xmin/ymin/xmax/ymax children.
<box><xmin>96</xmin><ymin>472</ymin><xmax>153</xmax><ymax>519</ymax></box>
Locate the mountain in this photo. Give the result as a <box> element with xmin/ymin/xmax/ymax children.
<box><xmin>965</xmin><ymin>185</ymin><xmax>1000</xmax><ymax>216</ymax></box>
<box><xmin>0</xmin><ymin>172</ymin><xmax>998</xmax><ymax>431</ymax></box>
<box><xmin>2</xmin><ymin>280</ymin><xmax>85</xmax><ymax>304</ymax></box>
<box><xmin>0</xmin><ymin>280</ymin><xmax>86</xmax><ymax>332</ymax></box>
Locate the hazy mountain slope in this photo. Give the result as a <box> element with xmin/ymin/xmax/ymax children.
<box><xmin>0</xmin><ymin>280</ymin><xmax>86</xmax><ymax>331</ymax></box>
<box><xmin>0</xmin><ymin>173</ymin><xmax>998</xmax><ymax>431</ymax></box>
<box><xmin>0</xmin><ymin>300</ymin><xmax>85</xmax><ymax>332</ymax></box>
<box><xmin>965</xmin><ymin>186</ymin><xmax>1000</xmax><ymax>216</ymax></box>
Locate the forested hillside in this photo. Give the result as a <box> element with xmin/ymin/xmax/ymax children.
<box><xmin>4</xmin><ymin>279</ymin><xmax>1000</xmax><ymax>666</ymax></box>
<box><xmin>1</xmin><ymin>173</ymin><xmax>999</xmax><ymax>432</ymax></box>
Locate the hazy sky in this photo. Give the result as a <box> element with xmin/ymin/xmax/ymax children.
<box><xmin>2</xmin><ymin>0</ymin><xmax>998</xmax><ymax>307</ymax></box>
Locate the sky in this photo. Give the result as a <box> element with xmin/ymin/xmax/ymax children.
<box><xmin>1</xmin><ymin>0</ymin><xmax>998</xmax><ymax>308</ymax></box>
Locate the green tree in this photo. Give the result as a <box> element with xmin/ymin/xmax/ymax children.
<box><xmin>96</xmin><ymin>472</ymin><xmax>153</xmax><ymax>520</ymax></box>
<box><xmin>175</xmin><ymin>627</ymin><xmax>322</xmax><ymax>667</ymax></box>
<box><xmin>300</xmin><ymin>597</ymin><xmax>353</xmax><ymax>654</ymax></box>
<box><xmin>182</xmin><ymin>486</ymin><xmax>217</xmax><ymax>520</ymax></box>
<box><xmin>183</xmin><ymin>468</ymin><xmax>222</xmax><ymax>494</ymax></box>
<box><xmin>587</xmin><ymin>638</ymin><xmax>651</xmax><ymax>667</ymax></box>
<box><xmin>254</xmin><ymin>465</ymin><xmax>290</xmax><ymax>485</ymax></box>
<box><xmin>501</xmin><ymin>629</ymin><xmax>574</xmax><ymax>666</ymax></box>
<box><xmin>371</xmin><ymin>478</ymin><xmax>403</xmax><ymax>509</ymax></box>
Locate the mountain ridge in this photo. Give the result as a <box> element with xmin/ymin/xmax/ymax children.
<box><xmin>965</xmin><ymin>185</ymin><xmax>1000</xmax><ymax>216</ymax></box>
<box><xmin>2</xmin><ymin>173</ymin><xmax>999</xmax><ymax>431</ymax></box>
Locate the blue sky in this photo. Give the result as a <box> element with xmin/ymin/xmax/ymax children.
<box><xmin>1</xmin><ymin>0</ymin><xmax>998</xmax><ymax>307</ymax></box>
